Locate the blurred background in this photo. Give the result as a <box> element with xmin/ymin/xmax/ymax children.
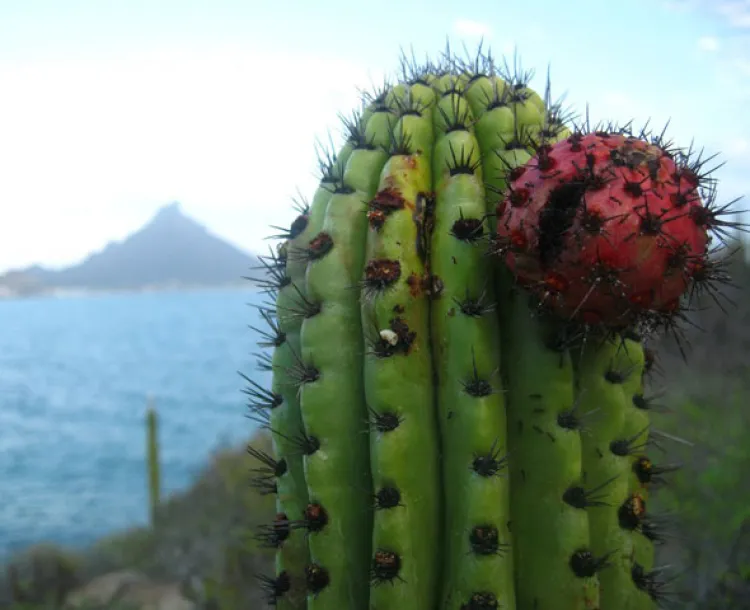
<box><xmin>0</xmin><ymin>0</ymin><xmax>748</xmax><ymax>608</ymax></box>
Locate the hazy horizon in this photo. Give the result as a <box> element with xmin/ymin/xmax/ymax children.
<box><xmin>1</xmin><ymin>0</ymin><xmax>749</xmax><ymax>273</ymax></box>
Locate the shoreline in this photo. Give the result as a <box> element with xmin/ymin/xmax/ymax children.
<box><xmin>0</xmin><ymin>282</ymin><xmax>261</xmax><ymax>302</ymax></box>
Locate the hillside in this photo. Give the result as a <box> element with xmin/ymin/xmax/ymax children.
<box><xmin>10</xmin><ymin>203</ymin><xmax>259</xmax><ymax>293</ymax></box>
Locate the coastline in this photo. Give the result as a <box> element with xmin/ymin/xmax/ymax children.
<box><xmin>0</xmin><ymin>281</ymin><xmax>259</xmax><ymax>302</ymax></box>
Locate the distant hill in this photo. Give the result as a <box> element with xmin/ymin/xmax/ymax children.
<box><xmin>12</xmin><ymin>202</ymin><xmax>259</xmax><ymax>293</ymax></box>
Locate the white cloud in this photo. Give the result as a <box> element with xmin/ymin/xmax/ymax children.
<box><xmin>698</xmin><ymin>35</ymin><xmax>720</xmax><ymax>50</ymax></box>
<box><xmin>717</xmin><ymin>0</ymin><xmax>750</xmax><ymax>27</ymax></box>
<box><xmin>0</xmin><ymin>46</ymin><xmax>384</xmax><ymax>271</ymax></box>
<box><xmin>664</xmin><ymin>0</ymin><xmax>750</xmax><ymax>27</ymax></box>
<box><xmin>453</xmin><ymin>19</ymin><xmax>492</xmax><ymax>38</ymax></box>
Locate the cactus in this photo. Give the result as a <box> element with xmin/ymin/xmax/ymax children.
<box><xmin>245</xmin><ymin>44</ymin><xmax>741</xmax><ymax>610</ymax></box>
<box><xmin>145</xmin><ymin>398</ymin><xmax>162</xmax><ymax>528</ymax></box>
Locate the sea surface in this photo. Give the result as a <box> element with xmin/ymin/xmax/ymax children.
<box><xmin>0</xmin><ymin>287</ymin><xmax>269</xmax><ymax>559</ymax></box>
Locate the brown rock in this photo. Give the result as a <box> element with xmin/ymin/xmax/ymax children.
<box><xmin>65</xmin><ymin>570</ymin><xmax>195</xmax><ymax>610</ymax></box>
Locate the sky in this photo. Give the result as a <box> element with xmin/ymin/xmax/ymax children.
<box><xmin>0</xmin><ymin>0</ymin><xmax>748</xmax><ymax>272</ymax></box>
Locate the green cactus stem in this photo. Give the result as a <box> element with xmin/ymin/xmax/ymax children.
<box><xmin>146</xmin><ymin>398</ymin><xmax>161</xmax><ymax>528</ymax></box>
<box><xmin>429</xmin><ymin>78</ymin><xmax>515</xmax><ymax>609</ymax></box>
<box><xmin>252</xmin><ymin>145</ymin><xmax>358</xmax><ymax>608</ymax></box>
<box><xmin>574</xmin><ymin>333</ymin><xmax>647</xmax><ymax>609</ymax></box>
<box><xmin>618</xmin><ymin>337</ymin><xmax>660</xmax><ymax>609</ymax></box>
<box><xmin>501</xmin><ymin>289</ymin><xmax>600</xmax><ymax>610</ymax></box>
<box><xmin>361</xmin><ymin>81</ymin><xmax>442</xmax><ymax>610</ymax></box>
<box><xmin>296</xmin><ymin>118</ymin><xmax>390</xmax><ymax>608</ymax></box>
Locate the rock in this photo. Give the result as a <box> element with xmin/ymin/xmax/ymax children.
<box><xmin>117</xmin><ymin>581</ymin><xmax>195</xmax><ymax>610</ymax></box>
<box><xmin>65</xmin><ymin>570</ymin><xmax>195</xmax><ymax>610</ymax></box>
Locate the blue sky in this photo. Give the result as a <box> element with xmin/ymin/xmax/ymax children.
<box><xmin>0</xmin><ymin>0</ymin><xmax>748</xmax><ymax>272</ymax></box>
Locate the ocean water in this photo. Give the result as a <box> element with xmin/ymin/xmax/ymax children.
<box><xmin>0</xmin><ymin>287</ymin><xmax>269</xmax><ymax>559</ymax></box>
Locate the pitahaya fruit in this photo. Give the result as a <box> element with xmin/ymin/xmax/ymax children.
<box><xmin>493</xmin><ymin>130</ymin><xmax>739</xmax><ymax>328</ymax></box>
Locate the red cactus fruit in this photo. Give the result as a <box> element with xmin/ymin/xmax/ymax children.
<box><xmin>494</xmin><ymin>130</ymin><xmax>727</xmax><ymax>326</ymax></box>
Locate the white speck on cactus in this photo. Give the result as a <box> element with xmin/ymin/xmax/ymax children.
<box><xmin>380</xmin><ymin>329</ymin><xmax>399</xmax><ymax>346</ymax></box>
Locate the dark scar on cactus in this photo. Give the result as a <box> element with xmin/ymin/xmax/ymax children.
<box><xmin>469</xmin><ymin>525</ymin><xmax>508</xmax><ymax>556</ymax></box>
<box><xmin>450</xmin><ymin>210</ymin><xmax>486</xmax><ymax>243</ymax></box>
<box><xmin>368</xmin><ymin>316</ymin><xmax>416</xmax><ymax>357</ymax></box>
<box><xmin>370</xmin><ymin>550</ymin><xmax>403</xmax><ymax>585</ymax></box>
<box><xmin>563</xmin><ymin>474</ymin><xmax>618</xmax><ymax>509</ymax></box>
<box><xmin>414</xmin><ymin>191</ymin><xmax>436</xmax><ymax>265</ymax></box>
<box><xmin>361</xmin><ymin>259</ymin><xmax>401</xmax><ymax>300</ymax></box>
<box><xmin>305</xmin><ymin>563</ymin><xmax>330</xmax><ymax>594</ymax></box>
<box><xmin>305</xmin><ymin>231</ymin><xmax>335</xmax><ymax>261</ymax></box>
<box><xmin>368</xmin><ymin>187</ymin><xmax>406</xmax><ymax>230</ymax></box>
<box><xmin>618</xmin><ymin>493</ymin><xmax>646</xmax><ymax>530</ymax></box>
<box><xmin>460</xmin><ymin>591</ymin><xmax>499</xmax><ymax>610</ymax></box>
<box><xmin>290</xmin><ymin>502</ymin><xmax>327</xmax><ymax>534</ymax></box>
<box><xmin>367</xmin><ymin>407</ymin><xmax>403</xmax><ymax>433</ymax></box>
<box><xmin>471</xmin><ymin>440</ymin><xmax>509</xmax><ymax>477</ymax></box>
<box><xmin>569</xmin><ymin>549</ymin><xmax>612</xmax><ymax>578</ymax></box>
<box><xmin>286</xmin><ymin>232</ymin><xmax>333</xmax><ymax>264</ymax></box>
<box><xmin>373</xmin><ymin>485</ymin><xmax>402</xmax><ymax>509</ymax></box>
<box><xmin>256</xmin><ymin>571</ymin><xmax>290</xmax><ymax>604</ymax></box>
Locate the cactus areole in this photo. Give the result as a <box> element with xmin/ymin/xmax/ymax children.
<box><xmin>246</xmin><ymin>45</ymin><xmax>741</xmax><ymax>610</ymax></box>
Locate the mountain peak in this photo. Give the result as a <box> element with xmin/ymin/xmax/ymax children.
<box><xmin>20</xmin><ymin>202</ymin><xmax>257</xmax><ymax>291</ymax></box>
<box><xmin>152</xmin><ymin>201</ymin><xmax>184</xmax><ymax>220</ymax></box>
